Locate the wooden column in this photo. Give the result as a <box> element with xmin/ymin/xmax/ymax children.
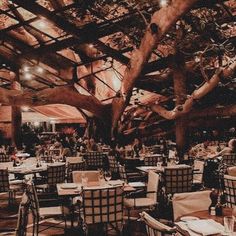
<box><xmin>172</xmin><ymin>54</ymin><xmax>188</xmax><ymax>159</ymax></box>
<box><xmin>11</xmin><ymin>71</ymin><xmax>22</xmax><ymax>149</ymax></box>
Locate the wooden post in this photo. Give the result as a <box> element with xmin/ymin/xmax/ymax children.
<box><xmin>11</xmin><ymin>71</ymin><xmax>22</xmax><ymax>149</ymax></box>
<box><xmin>172</xmin><ymin>54</ymin><xmax>188</xmax><ymax>159</ymax></box>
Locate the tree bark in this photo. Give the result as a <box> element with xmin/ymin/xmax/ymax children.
<box><xmin>1</xmin><ymin>85</ymin><xmax>108</xmax><ymax>119</ymax></box>
<box><xmin>111</xmin><ymin>0</ymin><xmax>199</xmax><ymax>136</ymax></box>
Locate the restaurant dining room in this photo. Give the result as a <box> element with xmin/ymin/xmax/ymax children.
<box><xmin>0</xmin><ymin>0</ymin><xmax>236</xmax><ymax>235</ymax></box>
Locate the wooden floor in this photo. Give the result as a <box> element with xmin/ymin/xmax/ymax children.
<box><xmin>0</xmin><ymin>193</ymin><xmax>147</xmax><ymax>236</ymax></box>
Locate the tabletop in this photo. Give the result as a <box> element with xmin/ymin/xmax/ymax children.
<box><xmin>57</xmin><ymin>180</ymin><xmax>136</xmax><ymax>196</ymax></box>
<box><xmin>176</xmin><ymin>208</ymin><xmax>236</xmax><ymax>235</ymax></box>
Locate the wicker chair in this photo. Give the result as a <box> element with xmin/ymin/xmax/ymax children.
<box><xmin>223</xmin><ymin>174</ymin><xmax>236</xmax><ymax>207</ymax></box>
<box><xmin>82</xmin><ymin>186</ymin><xmax>124</xmax><ymax>235</ymax></box>
<box><xmin>72</xmin><ymin>170</ymin><xmax>100</xmax><ymax>184</ymax></box>
<box><xmin>26</xmin><ymin>182</ymin><xmax>66</xmax><ymax>235</ymax></box>
<box><xmin>41</xmin><ymin>155</ymin><xmax>53</xmax><ymax>163</ymax></box>
<box><xmin>227</xmin><ymin>166</ymin><xmax>236</xmax><ymax>176</ymax></box>
<box><xmin>140</xmin><ymin>211</ymin><xmax>176</xmax><ymax>236</ymax></box>
<box><xmin>0</xmin><ymin>153</ymin><xmax>10</xmax><ymax>162</ymax></box>
<box><xmin>164</xmin><ymin>165</ymin><xmax>193</xmax><ymax>194</ymax></box>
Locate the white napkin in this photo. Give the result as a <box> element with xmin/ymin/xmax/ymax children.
<box><xmin>187</xmin><ymin>219</ymin><xmax>225</xmax><ymax>235</ymax></box>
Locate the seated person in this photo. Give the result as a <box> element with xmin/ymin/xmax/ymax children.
<box><xmin>132</xmin><ymin>138</ymin><xmax>143</xmax><ymax>157</ymax></box>
<box><xmin>87</xmin><ymin>138</ymin><xmax>99</xmax><ymax>151</ymax></box>
<box><xmin>211</xmin><ymin>138</ymin><xmax>236</xmax><ymax>158</ymax></box>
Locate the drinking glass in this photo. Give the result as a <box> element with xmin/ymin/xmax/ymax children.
<box><xmin>224</xmin><ymin>216</ymin><xmax>235</xmax><ymax>234</ymax></box>
<box><xmin>104</xmin><ymin>171</ymin><xmax>112</xmax><ymax>182</ymax></box>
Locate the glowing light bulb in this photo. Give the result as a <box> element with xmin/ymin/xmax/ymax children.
<box><xmin>24</xmin><ymin>73</ymin><xmax>32</xmax><ymax>80</ymax></box>
<box><xmin>36</xmin><ymin>66</ymin><xmax>43</xmax><ymax>73</ymax></box>
<box><xmin>23</xmin><ymin>65</ymin><xmax>30</xmax><ymax>72</ymax></box>
<box><xmin>160</xmin><ymin>0</ymin><xmax>168</xmax><ymax>7</ymax></box>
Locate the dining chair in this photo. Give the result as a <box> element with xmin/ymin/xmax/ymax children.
<box><xmin>108</xmin><ymin>155</ymin><xmax>119</xmax><ymax>178</ymax></box>
<box><xmin>144</xmin><ymin>155</ymin><xmax>162</xmax><ymax>166</ymax></box>
<box><xmin>82</xmin><ymin>186</ymin><xmax>124</xmax><ymax>235</ymax></box>
<box><xmin>49</xmin><ymin>148</ymin><xmax>62</xmax><ymax>157</ymax></box>
<box><xmin>222</xmin><ymin>154</ymin><xmax>236</xmax><ymax>166</ymax></box>
<box><xmin>41</xmin><ymin>155</ymin><xmax>53</xmax><ymax>163</ymax></box>
<box><xmin>36</xmin><ymin>163</ymin><xmax>66</xmax><ymax>191</ymax></box>
<box><xmin>193</xmin><ymin>160</ymin><xmax>205</xmax><ymax>189</ymax></box>
<box><xmin>83</xmin><ymin>152</ymin><xmax>105</xmax><ymax>170</ymax></box>
<box><xmin>118</xmin><ymin>164</ymin><xmax>145</xmax><ymax>183</ymax></box>
<box><xmin>67</xmin><ymin>161</ymin><xmax>86</xmax><ymax>183</ymax></box>
<box><xmin>0</xmin><ymin>169</ymin><xmax>23</xmax><ymax>205</ymax></box>
<box><xmin>124</xmin><ymin>171</ymin><xmax>159</xmax><ymax>220</ymax></box>
<box><xmin>15</xmin><ymin>196</ymin><xmax>30</xmax><ymax>236</ymax></box>
<box><xmin>140</xmin><ymin>211</ymin><xmax>176</xmax><ymax>236</ymax></box>
<box><xmin>26</xmin><ymin>182</ymin><xmax>66</xmax><ymax>236</ymax></box>
<box><xmin>223</xmin><ymin>174</ymin><xmax>236</xmax><ymax>207</ymax></box>
<box><xmin>172</xmin><ymin>190</ymin><xmax>211</xmax><ymax>220</ymax></box>
<box><xmin>72</xmin><ymin>170</ymin><xmax>100</xmax><ymax>183</ymax></box>
<box><xmin>227</xmin><ymin>166</ymin><xmax>236</xmax><ymax>176</ymax></box>
<box><xmin>164</xmin><ymin>165</ymin><xmax>193</xmax><ymax>195</ymax></box>
<box><xmin>0</xmin><ymin>153</ymin><xmax>10</xmax><ymax>162</ymax></box>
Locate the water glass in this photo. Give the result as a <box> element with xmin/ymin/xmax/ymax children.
<box><xmin>224</xmin><ymin>216</ymin><xmax>235</xmax><ymax>234</ymax></box>
<box><xmin>104</xmin><ymin>171</ymin><xmax>112</xmax><ymax>182</ymax></box>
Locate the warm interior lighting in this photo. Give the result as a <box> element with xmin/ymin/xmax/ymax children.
<box><xmin>159</xmin><ymin>0</ymin><xmax>169</xmax><ymax>7</ymax></box>
<box><xmin>34</xmin><ymin>121</ymin><xmax>40</xmax><ymax>127</ymax></box>
<box><xmin>22</xmin><ymin>65</ymin><xmax>30</xmax><ymax>72</ymax></box>
<box><xmin>21</xmin><ymin>106</ymin><xmax>29</xmax><ymax>112</ymax></box>
<box><xmin>36</xmin><ymin>66</ymin><xmax>44</xmax><ymax>74</ymax></box>
<box><xmin>24</xmin><ymin>73</ymin><xmax>32</xmax><ymax>80</ymax></box>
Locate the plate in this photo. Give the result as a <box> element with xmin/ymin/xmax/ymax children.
<box><xmin>180</xmin><ymin>216</ymin><xmax>199</xmax><ymax>222</ymax></box>
<box><xmin>60</xmin><ymin>183</ymin><xmax>78</xmax><ymax>189</ymax></box>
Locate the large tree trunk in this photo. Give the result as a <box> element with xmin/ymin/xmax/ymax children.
<box><xmin>11</xmin><ymin>74</ymin><xmax>22</xmax><ymax>149</ymax></box>
<box><xmin>172</xmin><ymin>56</ymin><xmax>188</xmax><ymax>159</ymax></box>
<box><xmin>111</xmin><ymin>0</ymin><xmax>199</xmax><ymax>137</ymax></box>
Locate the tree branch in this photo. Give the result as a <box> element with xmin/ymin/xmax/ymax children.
<box><xmin>150</xmin><ymin>61</ymin><xmax>236</xmax><ymax>120</ymax></box>
<box><xmin>111</xmin><ymin>0</ymin><xmax>199</xmax><ymax>136</ymax></box>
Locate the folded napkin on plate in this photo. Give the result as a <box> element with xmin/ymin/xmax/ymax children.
<box><xmin>187</xmin><ymin>219</ymin><xmax>224</xmax><ymax>235</ymax></box>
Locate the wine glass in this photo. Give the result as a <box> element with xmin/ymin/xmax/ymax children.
<box><xmin>104</xmin><ymin>171</ymin><xmax>112</xmax><ymax>182</ymax></box>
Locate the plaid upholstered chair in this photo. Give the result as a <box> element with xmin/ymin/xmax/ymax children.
<box><xmin>82</xmin><ymin>186</ymin><xmax>124</xmax><ymax>235</ymax></box>
<box><xmin>26</xmin><ymin>182</ymin><xmax>66</xmax><ymax>235</ymax></box>
<box><xmin>67</xmin><ymin>161</ymin><xmax>86</xmax><ymax>183</ymax></box>
<box><xmin>163</xmin><ymin>165</ymin><xmax>193</xmax><ymax>194</ymax></box>
<box><xmin>222</xmin><ymin>154</ymin><xmax>236</xmax><ymax>166</ymax></box>
<box><xmin>83</xmin><ymin>152</ymin><xmax>105</xmax><ymax>170</ymax></box>
<box><xmin>140</xmin><ymin>211</ymin><xmax>176</xmax><ymax>236</ymax></box>
<box><xmin>0</xmin><ymin>169</ymin><xmax>23</xmax><ymax>205</ymax></box>
<box><xmin>223</xmin><ymin>174</ymin><xmax>236</xmax><ymax>207</ymax></box>
<box><xmin>0</xmin><ymin>153</ymin><xmax>10</xmax><ymax>162</ymax></box>
<box><xmin>36</xmin><ymin>163</ymin><xmax>66</xmax><ymax>191</ymax></box>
